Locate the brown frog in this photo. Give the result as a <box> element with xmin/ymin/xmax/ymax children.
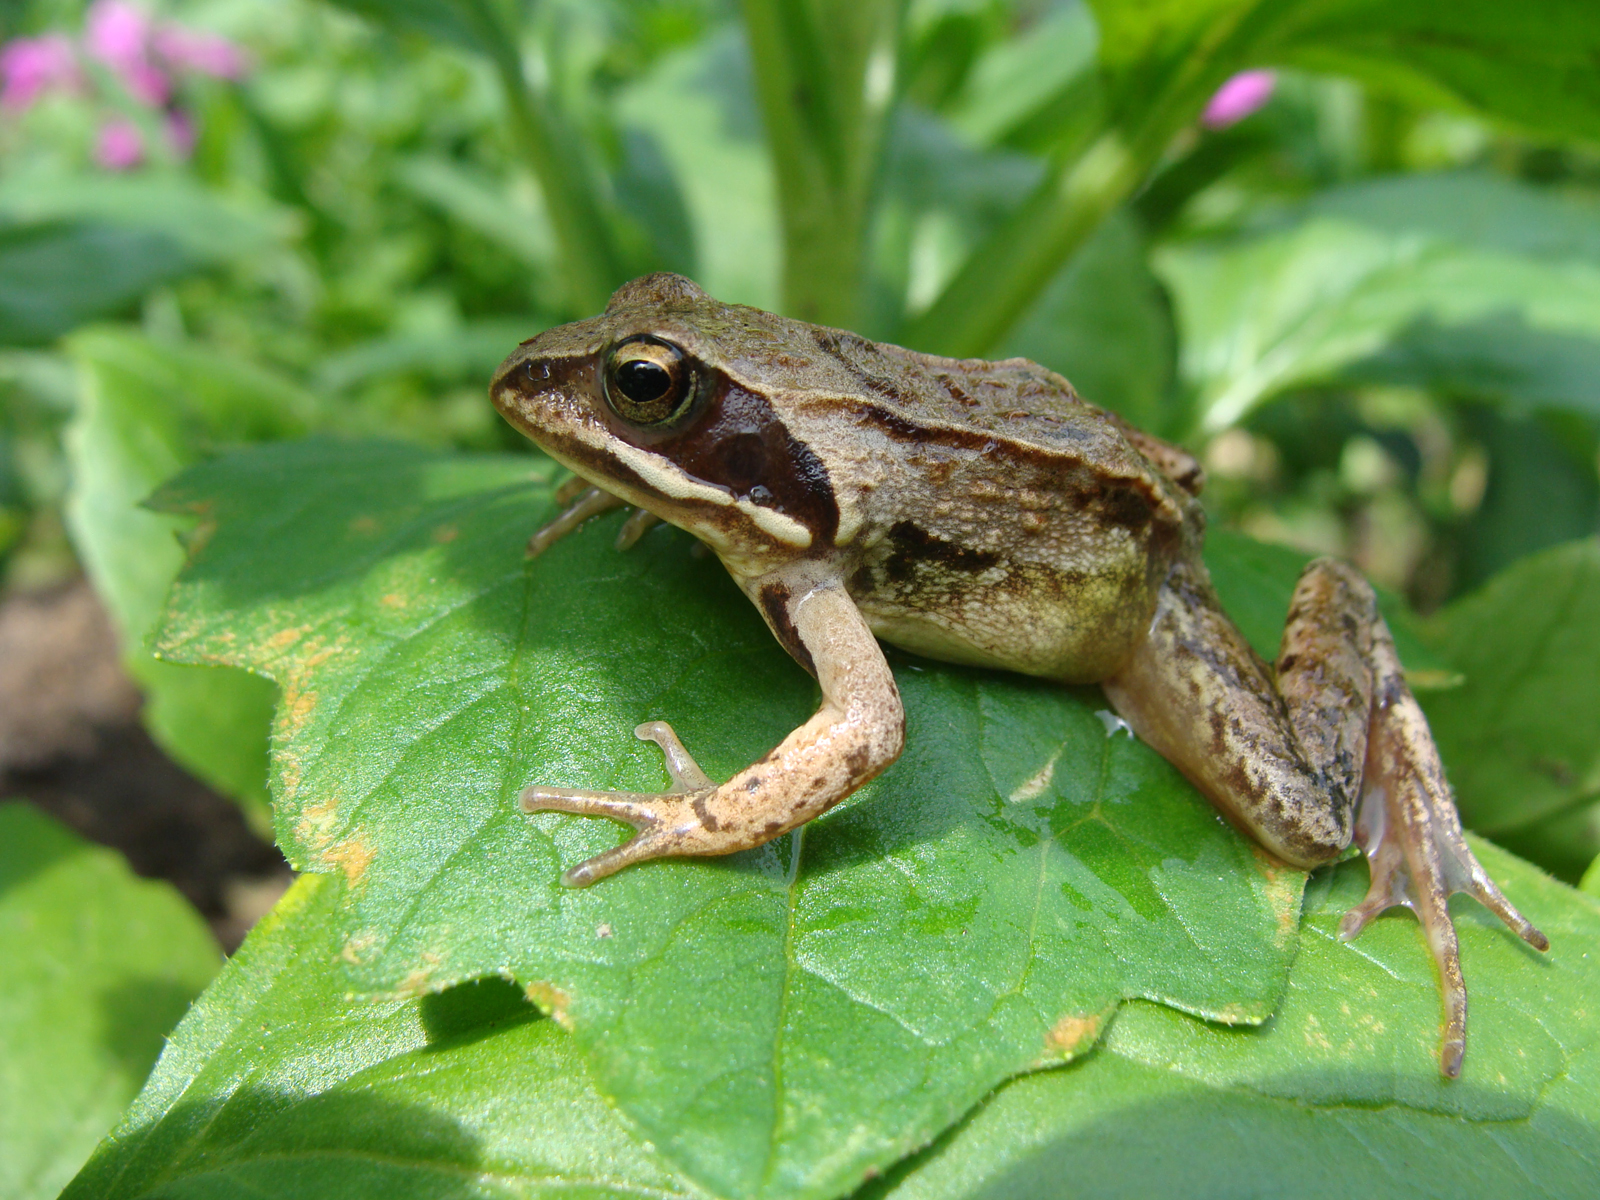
<box><xmin>491</xmin><ymin>272</ymin><xmax>1546</xmax><ymax>1076</ymax></box>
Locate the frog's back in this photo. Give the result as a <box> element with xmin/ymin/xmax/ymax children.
<box><xmin>766</xmin><ymin>320</ymin><xmax>1200</xmax><ymax>683</ymax></box>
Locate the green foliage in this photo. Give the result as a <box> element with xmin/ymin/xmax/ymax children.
<box><xmin>64</xmin><ymin>328</ymin><xmax>319</xmax><ymax>823</ymax></box>
<box><xmin>1160</xmin><ymin>173</ymin><xmax>1600</xmax><ymax>432</ymax></box>
<box><xmin>0</xmin><ymin>0</ymin><xmax>1595</xmax><ymax>1194</ymax></box>
<box><xmin>0</xmin><ymin>803</ymin><xmax>219</xmax><ymax>1200</ymax></box>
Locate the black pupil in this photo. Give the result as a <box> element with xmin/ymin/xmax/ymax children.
<box><xmin>616</xmin><ymin>358</ymin><xmax>672</xmax><ymax>405</ymax></box>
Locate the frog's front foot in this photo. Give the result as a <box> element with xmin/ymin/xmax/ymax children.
<box><xmin>521</xmin><ymin>722</ymin><xmax>720</xmax><ymax>886</ymax></box>
<box><xmin>1337</xmin><ymin>666</ymin><xmax>1548</xmax><ymax>1078</ymax></box>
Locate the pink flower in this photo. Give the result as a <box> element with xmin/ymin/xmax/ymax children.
<box><xmin>1201</xmin><ymin>69</ymin><xmax>1276</xmax><ymax>129</ymax></box>
<box><xmin>0</xmin><ymin>1</ymin><xmax>248</xmax><ymax>167</ymax></box>
<box><xmin>95</xmin><ymin>117</ymin><xmax>144</xmax><ymax>169</ymax></box>
<box><xmin>85</xmin><ymin>0</ymin><xmax>168</xmax><ymax>105</ymax></box>
<box><xmin>0</xmin><ymin>33</ymin><xmax>80</xmax><ymax>111</ymax></box>
<box><xmin>152</xmin><ymin>26</ymin><xmax>248</xmax><ymax>80</ymax></box>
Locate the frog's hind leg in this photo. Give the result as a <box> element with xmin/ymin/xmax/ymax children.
<box><xmin>1333</xmin><ymin>597</ymin><xmax>1548</xmax><ymax>1075</ymax></box>
<box><xmin>1105</xmin><ymin>555</ymin><xmax>1547</xmax><ymax>1077</ymax></box>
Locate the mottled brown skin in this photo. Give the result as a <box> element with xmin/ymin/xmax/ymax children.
<box><xmin>491</xmin><ymin>273</ymin><xmax>1546</xmax><ymax>1077</ymax></box>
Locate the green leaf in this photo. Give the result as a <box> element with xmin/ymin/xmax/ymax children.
<box><xmin>0</xmin><ymin>170</ymin><xmax>296</xmax><ymax>265</ymax></box>
<box><xmin>64</xmin><ymin>331</ymin><xmax>317</xmax><ymax>824</ymax></box>
<box><xmin>1</xmin><ymin>803</ymin><xmax>219</xmax><ymax>1200</ymax></box>
<box><xmin>1276</xmin><ymin>0</ymin><xmax>1600</xmax><ymax>146</ymax></box>
<box><xmin>66</xmin><ymin>838</ymin><xmax>1593</xmax><ymax>1197</ymax></box>
<box><xmin>318</xmin><ymin>0</ymin><xmax>512</xmax><ymax>54</ymax></box>
<box><xmin>1158</xmin><ymin>174</ymin><xmax>1600</xmax><ymax>431</ymax></box>
<box><xmin>146</xmin><ymin>437</ymin><xmax>1303</xmax><ymax>1199</ymax></box>
<box><xmin>0</xmin><ymin>172</ymin><xmax>296</xmax><ymax>344</ymax></box>
<box><xmin>392</xmin><ymin>153</ymin><xmax>555</xmax><ymax>271</ymax></box>
<box><xmin>945</xmin><ymin>4</ymin><xmax>1099</xmax><ymax>150</ymax></box>
<box><xmin>1420</xmin><ymin>539</ymin><xmax>1600</xmax><ymax>838</ymax></box>
<box><xmin>66</xmin><ymin>870</ymin><xmax>706</xmax><ymax>1200</ymax></box>
<box><xmin>871</xmin><ymin>841</ymin><xmax>1600</xmax><ymax>1198</ymax></box>
<box><xmin>1090</xmin><ymin>0</ymin><xmax>1600</xmax><ymax>146</ymax></box>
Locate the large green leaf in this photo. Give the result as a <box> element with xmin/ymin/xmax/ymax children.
<box><xmin>64</xmin><ymin>331</ymin><xmax>318</xmax><ymax>824</ymax></box>
<box><xmin>62</xmin><ymin>870</ymin><xmax>708</xmax><ymax>1199</ymax></box>
<box><xmin>65</xmin><ymin>842</ymin><xmax>1592</xmax><ymax>1198</ymax></box>
<box><xmin>872</xmin><ymin>840</ymin><xmax>1600</xmax><ymax>1199</ymax></box>
<box><xmin>1420</xmin><ymin>539</ymin><xmax>1600</xmax><ymax>841</ymax></box>
<box><xmin>144</xmin><ymin>437</ymin><xmax>1304</xmax><ymax>1199</ymax></box>
<box><xmin>1</xmin><ymin>803</ymin><xmax>219</xmax><ymax>1200</ymax></box>
<box><xmin>1158</xmin><ymin>174</ymin><xmax>1600</xmax><ymax>431</ymax></box>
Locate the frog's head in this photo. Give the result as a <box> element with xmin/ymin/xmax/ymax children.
<box><xmin>491</xmin><ymin>272</ymin><xmax>842</xmax><ymax>567</ymax></box>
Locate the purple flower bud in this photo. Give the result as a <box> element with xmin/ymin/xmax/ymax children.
<box><xmin>1201</xmin><ymin>69</ymin><xmax>1276</xmax><ymax>129</ymax></box>
<box><xmin>86</xmin><ymin>0</ymin><xmax>170</xmax><ymax>106</ymax></box>
<box><xmin>0</xmin><ymin>33</ymin><xmax>81</xmax><ymax>111</ymax></box>
<box><xmin>153</xmin><ymin>26</ymin><xmax>248</xmax><ymax>80</ymax></box>
<box><xmin>95</xmin><ymin>117</ymin><xmax>144</xmax><ymax>169</ymax></box>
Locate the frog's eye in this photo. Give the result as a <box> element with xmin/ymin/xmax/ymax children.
<box><xmin>603</xmin><ymin>336</ymin><xmax>697</xmax><ymax>427</ymax></box>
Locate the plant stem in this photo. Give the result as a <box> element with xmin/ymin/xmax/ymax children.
<box><xmin>741</xmin><ymin>0</ymin><xmax>903</xmax><ymax>327</ymax></box>
<box><xmin>464</xmin><ymin>0</ymin><xmax>624</xmax><ymax>316</ymax></box>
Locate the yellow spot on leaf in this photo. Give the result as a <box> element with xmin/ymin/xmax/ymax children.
<box><xmin>380</xmin><ymin>593</ymin><xmax>407</xmax><ymax>608</ymax></box>
<box><xmin>297</xmin><ymin>800</ymin><xmax>340</xmax><ymax>857</ymax></box>
<box><xmin>396</xmin><ymin>968</ymin><xmax>434</xmax><ymax>998</ymax></box>
<box><xmin>1009</xmin><ymin>755</ymin><xmax>1058</xmax><ymax>803</ymax></box>
<box><xmin>185</xmin><ymin>516</ymin><xmax>218</xmax><ymax>557</ymax></box>
<box><xmin>350</xmin><ymin>515</ymin><xmax>379</xmax><ymax>535</ymax></box>
<box><xmin>525</xmin><ymin>981</ymin><xmax>574</xmax><ymax>1030</ymax></box>
<box><xmin>266</xmin><ymin>625</ymin><xmax>311</xmax><ymax>652</ymax></box>
<box><xmin>432</xmin><ymin>524</ymin><xmax>459</xmax><ymax>543</ymax></box>
<box><xmin>323</xmin><ymin>831</ymin><xmax>375</xmax><ymax>886</ymax></box>
<box><xmin>341</xmin><ymin>930</ymin><xmax>377</xmax><ymax>965</ymax></box>
<box><xmin>1251</xmin><ymin>844</ymin><xmax>1304</xmax><ymax>948</ymax></box>
<box><xmin>279</xmin><ymin>683</ymin><xmax>319</xmax><ymax>741</ymax></box>
<box><xmin>1043</xmin><ymin>1011</ymin><xmax>1105</xmax><ymax>1060</ymax></box>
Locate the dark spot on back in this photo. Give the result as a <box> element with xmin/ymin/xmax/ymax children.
<box><xmin>1099</xmin><ymin>484</ymin><xmax>1152</xmax><ymax>532</ymax></box>
<box><xmin>883</xmin><ymin>520</ymin><xmax>1000</xmax><ymax>583</ymax></box>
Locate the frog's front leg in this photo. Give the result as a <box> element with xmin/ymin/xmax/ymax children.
<box><xmin>521</xmin><ymin>563</ymin><xmax>904</xmax><ymax>886</ymax></box>
<box><xmin>1103</xmin><ymin>556</ymin><xmax>1546</xmax><ymax>1077</ymax></box>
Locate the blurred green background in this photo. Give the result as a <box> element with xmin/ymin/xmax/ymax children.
<box><xmin>2</xmin><ymin>3</ymin><xmax>1599</xmax><ymax>1196</ymax></box>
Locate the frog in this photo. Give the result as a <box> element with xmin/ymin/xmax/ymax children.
<box><xmin>490</xmin><ymin>271</ymin><xmax>1546</xmax><ymax>1077</ymax></box>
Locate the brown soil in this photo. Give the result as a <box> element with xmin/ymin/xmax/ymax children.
<box><xmin>0</xmin><ymin>579</ymin><xmax>291</xmax><ymax>951</ymax></box>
